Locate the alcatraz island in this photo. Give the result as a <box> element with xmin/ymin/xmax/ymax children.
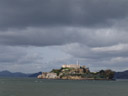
<box><xmin>37</xmin><ymin>62</ymin><xmax>115</xmax><ymax>80</ymax></box>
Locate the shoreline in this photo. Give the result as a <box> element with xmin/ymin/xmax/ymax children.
<box><xmin>38</xmin><ymin>78</ymin><xmax>116</xmax><ymax>81</ymax></box>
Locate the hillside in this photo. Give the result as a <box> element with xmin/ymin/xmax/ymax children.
<box><xmin>115</xmin><ymin>70</ymin><xmax>128</xmax><ymax>79</ymax></box>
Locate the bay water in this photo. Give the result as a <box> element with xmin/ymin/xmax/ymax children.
<box><xmin>0</xmin><ymin>78</ymin><xmax>128</xmax><ymax>96</ymax></box>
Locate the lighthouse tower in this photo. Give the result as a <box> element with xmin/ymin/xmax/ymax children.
<box><xmin>77</xmin><ymin>60</ymin><xmax>80</xmax><ymax>65</ymax></box>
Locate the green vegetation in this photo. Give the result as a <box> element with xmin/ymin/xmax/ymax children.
<box><xmin>51</xmin><ymin>67</ymin><xmax>115</xmax><ymax>80</ymax></box>
<box><xmin>51</xmin><ymin>69</ymin><xmax>61</xmax><ymax>76</ymax></box>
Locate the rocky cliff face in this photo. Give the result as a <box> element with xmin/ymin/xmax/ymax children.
<box><xmin>61</xmin><ymin>76</ymin><xmax>82</xmax><ymax>80</ymax></box>
<box><xmin>37</xmin><ymin>72</ymin><xmax>58</xmax><ymax>79</ymax></box>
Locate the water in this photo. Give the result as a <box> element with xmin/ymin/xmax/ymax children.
<box><xmin>0</xmin><ymin>78</ymin><xmax>128</xmax><ymax>96</ymax></box>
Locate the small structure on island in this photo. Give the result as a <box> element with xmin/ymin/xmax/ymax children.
<box><xmin>62</xmin><ymin>64</ymin><xmax>81</xmax><ymax>69</ymax></box>
<box><xmin>62</xmin><ymin>60</ymin><xmax>84</xmax><ymax>69</ymax></box>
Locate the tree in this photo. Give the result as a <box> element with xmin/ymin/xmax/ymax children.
<box><xmin>105</xmin><ymin>69</ymin><xmax>115</xmax><ymax>79</ymax></box>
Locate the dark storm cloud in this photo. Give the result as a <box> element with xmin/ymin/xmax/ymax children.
<box><xmin>0</xmin><ymin>27</ymin><xmax>128</xmax><ymax>47</ymax></box>
<box><xmin>0</xmin><ymin>0</ymin><xmax>128</xmax><ymax>72</ymax></box>
<box><xmin>0</xmin><ymin>0</ymin><xmax>128</xmax><ymax>29</ymax></box>
<box><xmin>0</xmin><ymin>27</ymin><xmax>78</xmax><ymax>46</ymax></box>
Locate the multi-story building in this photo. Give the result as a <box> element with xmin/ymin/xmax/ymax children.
<box><xmin>62</xmin><ymin>64</ymin><xmax>81</xmax><ymax>69</ymax></box>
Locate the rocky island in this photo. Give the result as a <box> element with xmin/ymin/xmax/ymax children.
<box><xmin>37</xmin><ymin>64</ymin><xmax>115</xmax><ymax>80</ymax></box>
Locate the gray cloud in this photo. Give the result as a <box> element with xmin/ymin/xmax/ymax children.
<box><xmin>1</xmin><ymin>26</ymin><xmax>128</xmax><ymax>47</ymax></box>
<box><xmin>0</xmin><ymin>27</ymin><xmax>77</xmax><ymax>46</ymax></box>
<box><xmin>0</xmin><ymin>46</ymin><xmax>43</xmax><ymax>64</ymax></box>
<box><xmin>0</xmin><ymin>45</ymin><xmax>45</xmax><ymax>73</ymax></box>
<box><xmin>0</xmin><ymin>0</ymin><xmax>128</xmax><ymax>72</ymax></box>
<box><xmin>0</xmin><ymin>0</ymin><xmax>128</xmax><ymax>29</ymax></box>
<box><xmin>63</xmin><ymin>43</ymin><xmax>128</xmax><ymax>59</ymax></box>
<box><xmin>0</xmin><ymin>26</ymin><xmax>128</xmax><ymax>72</ymax></box>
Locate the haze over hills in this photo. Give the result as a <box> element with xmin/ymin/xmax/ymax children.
<box><xmin>0</xmin><ymin>70</ymin><xmax>29</xmax><ymax>77</ymax></box>
<box><xmin>0</xmin><ymin>70</ymin><xmax>128</xmax><ymax>79</ymax></box>
<box><xmin>0</xmin><ymin>70</ymin><xmax>43</xmax><ymax>78</ymax></box>
<box><xmin>114</xmin><ymin>70</ymin><xmax>128</xmax><ymax>79</ymax></box>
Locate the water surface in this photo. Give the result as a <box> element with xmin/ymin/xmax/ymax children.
<box><xmin>0</xmin><ymin>78</ymin><xmax>128</xmax><ymax>96</ymax></box>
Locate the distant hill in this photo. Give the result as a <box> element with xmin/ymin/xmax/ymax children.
<box><xmin>0</xmin><ymin>70</ymin><xmax>42</xmax><ymax>78</ymax></box>
<box><xmin>28</xmin><ymin>72</ymin><xmax>42</xmax><ymax>77</ymax></box>
<box><xmin>115</xmin><ymin>70</ymin><xmax>128</xmax><ymax>79</ymax></box>
<box><xmin>0</xmin><ymin>70</ymin><xmax>29</xmax><ymax>77</ymax></box>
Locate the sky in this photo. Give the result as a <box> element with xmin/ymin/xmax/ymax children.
<box><xmin>0</xmin><ymin>0</ymin><xmax>128</xmax><ymax>73</ymax></box>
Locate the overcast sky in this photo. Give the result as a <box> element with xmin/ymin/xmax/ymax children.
<box><xmin>0</xmin><ymin>0</ymin><xmax>128</xmax><ymax>73</ymax></box>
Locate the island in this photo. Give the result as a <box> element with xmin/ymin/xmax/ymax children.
<box><xmin>37</xmin><ymin>64</ymin><xmax>115</xmax><ymax>80</ymax></box>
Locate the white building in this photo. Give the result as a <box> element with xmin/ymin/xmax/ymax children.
<box><xmin>62</xmin><ymin>64</ymin><xmax>80</xmax><ymax>69</ymax></box>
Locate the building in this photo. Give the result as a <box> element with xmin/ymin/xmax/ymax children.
<box><xmin>62</xmin><ymin>64</ymin><xmax>81</xmax><ymax>69</ymax></box>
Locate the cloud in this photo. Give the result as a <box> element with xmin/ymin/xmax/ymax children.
<box><xmin>92</xmin><ymin>43</ymin><xmax>128</xmax><ymax>52</ymax></box>
<box><xmin>61</xmin><ymin>42</ymin><xmax>128</xmax><ymax>71</ymax></box>
<box><xmin>0</xmin><ymin>46</ymin><xmax>26</xmax><ymax>63</ymax></box>
<box><xmin>0</xmin><ymin>45</ymin><xmax>45</xmax><ymax>73</ymax></box>
<box><xmin>63</xmin><ymin>42</ymin><xmax>128</xmax><ymax>59</ymax></box>
<box><xmin>0</xmin><ymin>26</ymin><xmax>128</xmax><ymax>47</ymax></box>
<box><xmin>0</xmin><ymin>0</ymin><xmax>128</xmax><ymax>72</ymax></box>
<box><xmin>0</xmin><ymin>0</ymin><xmax>128</xmax><ymax>29</ymax></box>
<box><xmin>0</xmin><ymin>26</ymin><xmax>128</xmax><ymax>72</ymax></box>
<box><xmin>0</xmin><ymin>27</ymin><xmax>77</xmax><ymax>46</ymax></box>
